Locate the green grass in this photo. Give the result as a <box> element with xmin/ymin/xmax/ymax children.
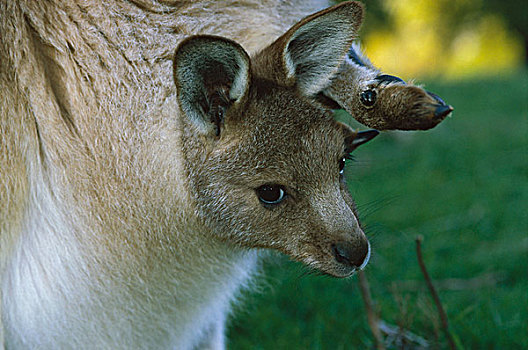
<box><xmin>228</xmin><ymin>71</ymin><xmax>528</xmax><ymax>349</ymax></box>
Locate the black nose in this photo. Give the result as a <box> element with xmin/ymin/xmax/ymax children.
<box><xmin>332</xmin><ymin>240</ymin><xmax>369</xmax><ymax>268</ymax></box>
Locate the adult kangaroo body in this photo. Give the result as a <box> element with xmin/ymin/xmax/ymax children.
<box><xmin>0</xmin><ymin>1</ymin><xmax>451</xmax><ymax>348</ymax></box>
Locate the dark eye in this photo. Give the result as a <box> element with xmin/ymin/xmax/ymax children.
<box><xmin>360</xmin><ymin>89</ymin><xmax>377</xmax><ymax>107</ymax></box>
<box><xmin>256</xmin><ymin>184</ymin><xmax>286</xmax><ymax>205</ymax></box>
<box><xmin>339</xmin><ymin>157</ymin><xmax>346</xmax><ymax>175</ymax></box>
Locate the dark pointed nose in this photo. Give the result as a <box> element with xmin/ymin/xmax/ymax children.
<box><xmin>332</xmin><ymin>239</ymin><xmax>370</xmax><ymax>269</ymax></box>
<box><xmin>427</xmin><ymin>91</ymin><xmax>454</xmax><ymax>120</ymax></box>
<box><xmin>434</xmin><ymin>105</ymin><xmax>454</xmax><ymax>119</ymax></box>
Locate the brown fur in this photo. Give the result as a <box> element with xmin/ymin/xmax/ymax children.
<box><xmin>0</xmin><ymin>1</ymin><xmax>450</xmax><ymax>348</ymax></box>
<box><xmin>324</xmin><ymin>48</ymin><xmax>454</xmax><ymax>130</ymax></box>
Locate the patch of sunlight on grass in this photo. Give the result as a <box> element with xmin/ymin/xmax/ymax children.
<box><xmin>362</xmin><ymin>0</ymin><xmax>525</xmax><ymax>80</ymax></box>
<box><xmin>445</xmin><ymin>15</ymin><xmax>525</xmax><ymax>79</ymax></box>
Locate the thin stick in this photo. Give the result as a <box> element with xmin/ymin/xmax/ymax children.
<box><xmin>415</xmin><ymin>235</ymin><xmax>457</xmax><ymax>350</ymax></box>
<box><xmin>358</xmin><ymin>270</ymin><xmax>385</xmax><ymax>350</ymax></box>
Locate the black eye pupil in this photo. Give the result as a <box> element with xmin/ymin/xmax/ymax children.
<box><xmin>257</xmin><ymin>185</ymin><xmax>285</xmax><ymax>204</ymax></box>
<box><xmin>360</xmin><ymin>89</ymin><xmax>377</xmax><ymax>107</ymax></box>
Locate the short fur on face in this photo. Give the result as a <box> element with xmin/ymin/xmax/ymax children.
<box><xmin>173</xmin><ymin>2</ymin><xmax>373</xmax><ymax>277</ymax></box>
<box><xmin>184</xmin><ymin>82</ymin><xmax>368</xmax><ymax>276</ymax></box>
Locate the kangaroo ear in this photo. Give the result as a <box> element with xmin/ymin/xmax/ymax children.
<box><xmin>338</xmin><ymin>122</ymin><xmax>379</xmax><ymax>152</ymax></box>
<box><xmin>173</xmin><ymin>35</ymin><xmax>250</xmax><ymax>135</ymax></box>
<box><xmin>347</xmin><ymin>129</ymin><xmax>379</xmax><ymax>151</ymax></box>
<box><xmin>254</xmin><ymin>1</ymin><xmax>363</xmax><ymax>96</ymax></box>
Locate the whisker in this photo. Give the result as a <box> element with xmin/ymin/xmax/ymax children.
<box><xmin>357</xmin><ymin>194</ymin><xmax>400</xmax><ymax>220</ymax></box>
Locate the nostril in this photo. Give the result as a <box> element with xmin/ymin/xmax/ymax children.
<box><xmin>332</xmin><ymin>240</ymin><xmax>369</xmax><ymax>268</ymax></box>
<box><xmin>332</xmin><ymin>244</ymin><xmax>349</xmax><ymax>265</ymax></box>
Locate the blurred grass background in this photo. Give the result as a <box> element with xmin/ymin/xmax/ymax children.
<box><xmin>359</xmin><ymin>0</ymin><xmax>526</xmax><ymax>80</ymax></box>
<box><xmin>228</xmin><ymin>1</ymin><xmax>527</xmax><ymax>348</ymax></box>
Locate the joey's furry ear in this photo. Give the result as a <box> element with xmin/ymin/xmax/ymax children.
<box><xmin>254</xmin><ymin>1</ymin><xmax>363</xmax><ymax>96</ymax></box>
<box><xmin>173</xmin><ymin>35</ymin><xmax>250</xmax><ymax>135</ymax></box>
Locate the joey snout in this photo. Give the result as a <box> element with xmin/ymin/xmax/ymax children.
<box><xmin>332</xmin><ymin>238</ymin><xmax>370</xmax><ymax>271</ymax></box>
<box><xmin>324</xmin><ymin>230</ymin><xmax>370</xmax><ymax>278</ymax></box>
<box><xmin>303</xmin><ymin>191</ymin><xmax>372</xmax><ymax>277</ymax></box>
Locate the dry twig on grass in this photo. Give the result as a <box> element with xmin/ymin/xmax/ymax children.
<box><xmin>378</xmin><ymin>320</ymin><xmax>429</xmax><ymax>349</ymax></box>
<box><xmin>358</xmin><ymin>270</ymin><xmax>385</xmax><ymax>350</ymax></box>
<box><xmin>415</xmin><ymin>235</ymin><xmax>457</xmax><ymax>350</ymax></box>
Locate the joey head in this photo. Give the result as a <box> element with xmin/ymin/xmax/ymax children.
<box><xmin>173</xmin><ymin>3</ymin><xmax>378</xmax><ymax>277</ymax></box>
